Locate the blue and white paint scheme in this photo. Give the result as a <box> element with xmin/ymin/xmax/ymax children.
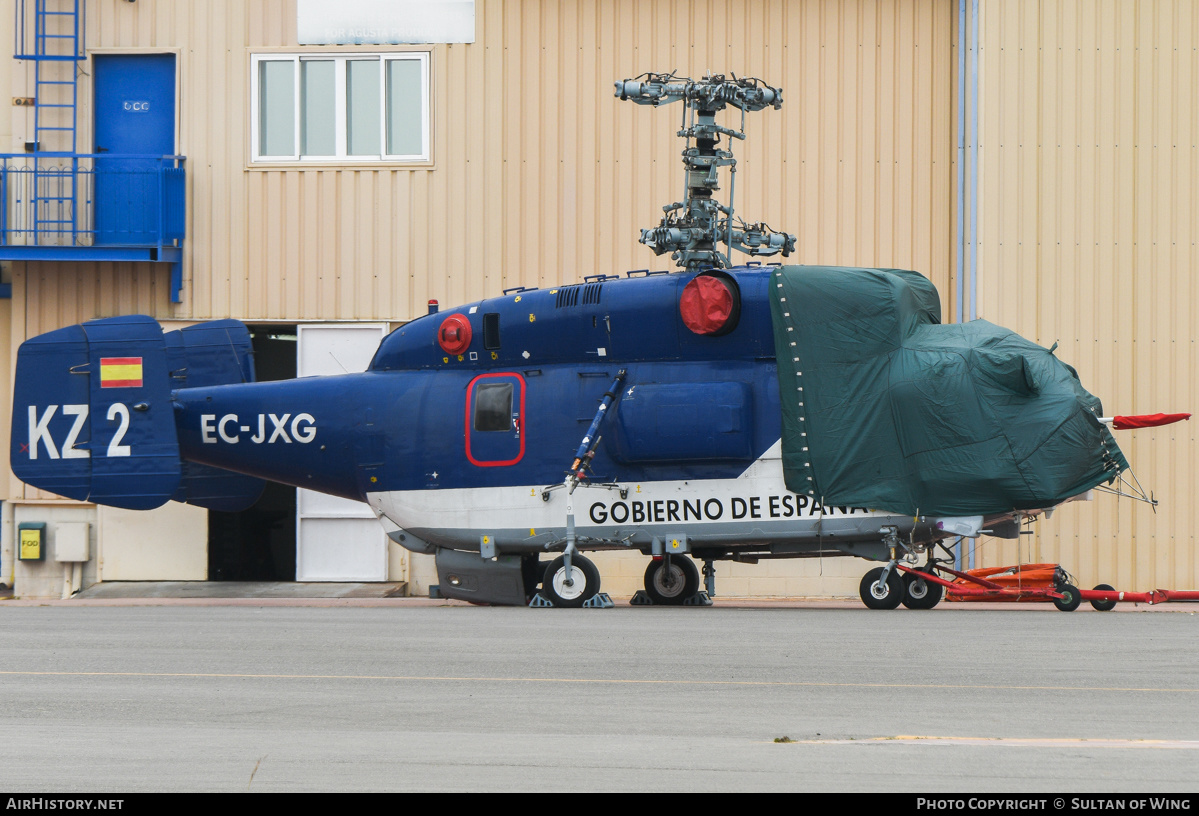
<box><xmin>12</xmin><ymin>71</ymin><xmax>1120</xmax><ymax>610</ymax></box>
<box><xmin>10</xmin><ymin>265</ymin><xmax>1032</xmax><ymax>608</ymax></box>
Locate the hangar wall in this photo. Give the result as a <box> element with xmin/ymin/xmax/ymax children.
<box><xmin>3</xmin><ymin>0</ymin><xmax>1193</xmax><ymax>597</ymax></box>
<box><xmin>4</xmin><ymin>0</ymin><xmax>958</xmax><ymax>598</ymax></box>
<box><xmin>67</xmin><ymin>0</ymin><xmax>955</xmax><ymax>322</ymax></box>
<box><xmin>0</xmin><ymin>7</ymin><xmax>11</xmax><ymax>586</ymax></box>
<box><xmin>976</xmin><ymin>0</ymin><xmax>1198</xmax><ymax>593</ymax></box>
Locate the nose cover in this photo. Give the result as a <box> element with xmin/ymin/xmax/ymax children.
<box><xmin>768</xmin><ymin>265</ymin><xmax>1127</xmax><ymax>516</ymax></box>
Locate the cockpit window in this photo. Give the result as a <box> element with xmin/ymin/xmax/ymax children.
<box><xmin>473</xmin><ymin>383</ymin><xmax>513</xmax><ymax>431</ymax></box>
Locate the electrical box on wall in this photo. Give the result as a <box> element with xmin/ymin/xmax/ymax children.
<box><xmin>17</xmin><ymin>523</ymin><xmax>45</xmax><ymax>562</ymax></box>
<box><xmin>55</xmin><ymin>522</ymin><xmax>90</xmax><ymax>563</ymax></box>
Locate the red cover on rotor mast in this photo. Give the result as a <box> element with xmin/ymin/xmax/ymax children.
<box><xmin>1111</xmin><ymin>413</ymin><xmax>1191</xmax><ymax>430</ymax></box>
<box><xmin>679</xmin><ymin>275</ymin><xmax>735</xmax><ymax>335</ymax></box>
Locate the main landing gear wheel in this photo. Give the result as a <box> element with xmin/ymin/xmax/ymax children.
<box><xmin>1053</xmin><ymin>583</ymin><xmax>1082</xmax><ymax>612</ymax></box>
<box><xmin>1090</xmin><ymin>583</ymin><xmax>1118</xmax><ymax>612</ymax></box>
<box><xmin>859</xmin><ymin>567</ymin><xmax>903</xmax><ymax>610</ymax></box>
<box><xmin>901</xmin><ymin>570</ymin><xmax>944</xmax><ymax>610</ymax></box>
<box><xmin>542</xmin><ymin>554</ymin><xmax>601</xmax><ymax>608</ymax></box>
<box><xmin>643</xmin><ymin>555</ymin><xmax>700</xmax><ymax>605</ymax></box>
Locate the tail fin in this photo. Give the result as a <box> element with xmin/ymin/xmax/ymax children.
<box><xmin>11</xmin><ymin>315</ymin><xmax>265</xmax><ymax>511</ymax></box>
<box><xmin>164</xmin><ymin>319</ymin><xmax>256</xmax><ymax>389</ymax></box>
<box><xmin>164</xmin><ymin>319</ymin><xmax>265</xmax><ymax>511</ymax></box>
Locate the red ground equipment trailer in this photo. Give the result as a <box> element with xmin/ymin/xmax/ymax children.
<box><xmin>890</xmin><ymin>561</ymin><xmax>1199</xmax><ymax>611</ymax></box>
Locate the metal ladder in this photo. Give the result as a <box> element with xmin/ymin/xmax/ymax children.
<box><xmin>15</xmin><ymin>0</ymin><xmax>85</xmax><ymax>243</ymax></box>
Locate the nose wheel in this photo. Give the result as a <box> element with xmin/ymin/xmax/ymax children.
<box><xmin>541</xmin><ymin>554</ymin><xmax>602</xmax><ymax>608</ymax></box>
<box><xmin>643</xmin><ymin>555</ymin><xmax>700</xmax><ymax>605</ymax></box>
<box><xmin>859</xmin><ymin>566</ymin><xmax>904</xmax><ymax>610</ymax></box>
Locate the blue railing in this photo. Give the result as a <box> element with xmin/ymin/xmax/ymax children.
<box><xmin>0</xmin><ymin>153</ymin><xmax>185</xmax><ymax>250</ymax></box>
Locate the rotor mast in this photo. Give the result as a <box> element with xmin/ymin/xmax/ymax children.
<box><xmin>614</xmin><ymin>72</ymin><xmax>796</xmax><ymax>273</ymax></box>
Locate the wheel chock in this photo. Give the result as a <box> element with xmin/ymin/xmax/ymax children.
<box><xmin>529</xmin><ymin>592</ymin><xmax>614</xmax><ymax>608</ymax></box>
<box><xmin>583</xmin><ymin>593</ymin><xmax>615</xmax><ymax>609</ymax></box>
<box><xmin>629</xmin><ymin>590</ymin><xmax>713</xmax><ymax>606</ymax></box>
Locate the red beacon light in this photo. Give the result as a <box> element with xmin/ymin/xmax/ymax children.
<box><xmin>679</xmin><ymin>273</ymin><xmax>741</xmax><ymax>336</ymax></box>
<box><xmin>437</xmin><ymin>314</ymin><xmax>473</xmax><ymax>355</ymax></box>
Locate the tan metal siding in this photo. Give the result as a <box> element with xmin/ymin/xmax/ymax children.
<box><xmin>5</xmin><ymin>0</ymin><xmax>956</xmax><ymax>593</ymax></box>
<box><xmin>0</xmin><ymin>8</ymin><xmax>14</xmax><ymax>508</ymax></box>
<box><xmin>12</xmin><ymin>0</ymin><xmax>954</xmax><ymax>326</ymax></box>
<box><xmin>0</xmin><ymin>2</ymin><xmax>946</xmax><ymax>597</ymax></box>
<box><xmin>978</xmin><ymin>0</ymin><xmax>1198</xmax><ymax>591</ymax></box>
<box><xmin>4</xmin><ymin>0</ymin><xmax>1190</xmax><ymax>596</ymax></box>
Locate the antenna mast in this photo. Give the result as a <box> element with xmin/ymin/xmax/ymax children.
<box><xmin>615</xmin><ymin>72</ymin><xmax>796</xmax><ymax>273</ymax></box>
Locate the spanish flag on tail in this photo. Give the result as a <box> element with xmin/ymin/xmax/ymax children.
<box><xmin>99</xmin><ymin>357</ymin><xmax>144</xmax><ymax>388</ymax></box>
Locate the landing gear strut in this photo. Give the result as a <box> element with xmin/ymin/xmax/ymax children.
<box><xmin>533</xmin><ymin>370</ymin><xmax>625</xmax><ymax>611</ymax></box>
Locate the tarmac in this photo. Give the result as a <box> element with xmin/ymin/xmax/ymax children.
<box><xmin>0</xmin><ymin>579</ymin><xmax>1192</xmax><ymax>610</ymax></box>
<box><xmin>0</xmin><ymin>592</ymin><xmax>1196</xmax><ymax>792</ymax></box>
<box><xmin>75</xmin><ymin>579</ymin><xmax>412</xmax><ymax>600</ymax></box>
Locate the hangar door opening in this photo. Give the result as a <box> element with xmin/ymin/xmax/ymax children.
<box><xmin>207</xmin><ymin>327</ymin><xmax>298</xmax><ymax>581</ymax></box>
<box><xmin>295</xmin><ymin>324</ymin><xmax>389</xmax><ymax>582</ymax></box>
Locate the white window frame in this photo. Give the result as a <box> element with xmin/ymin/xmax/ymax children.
<box><xmin>251</xmin><ymin>52</ymin><xmax>430</xmax><ymax>163</ymax></box>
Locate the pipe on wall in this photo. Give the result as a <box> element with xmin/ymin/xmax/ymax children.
<box><xmin>955</xmin><ymin>0</ymin><xmax>982</xmax><ymax>570</ymax></box>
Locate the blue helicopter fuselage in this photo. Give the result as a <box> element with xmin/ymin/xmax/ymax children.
<box><xmin>176</xmin><ymin>268</ymin><xmax>774</xmax><ymax>491</ymax></box>
<box><xmin>169</xmin><ymin>266</ymin><xmax>901</xmax><ymax>557</ymax></box>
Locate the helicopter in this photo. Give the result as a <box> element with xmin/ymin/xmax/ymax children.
<box><xmin>10</xmin><ymin>74</ymin><xmax>1145</xmax><ymax>609</ymax></box>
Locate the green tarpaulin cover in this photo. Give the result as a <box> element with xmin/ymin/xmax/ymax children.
<box><xmin>769</xmin><ymin>266</ymin><xmax>1127</xmax><ymax>516</ymax></box>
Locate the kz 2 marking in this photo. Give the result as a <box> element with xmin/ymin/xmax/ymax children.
<box><xmin>27</xmin><ymin>403</ymin><xmax>131</xmax><ymax>459</ymax></box>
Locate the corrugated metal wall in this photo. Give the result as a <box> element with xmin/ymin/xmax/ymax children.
<box><xmin>0</xmin><ymin>8</ymin><xmax>12</xmax><ymax>514</ymax></box>
<box><xmin>977</xmin><ymin>0</ymin><xmax>1198</xmax><ymax>592</ymax></box>
<box><xmin>8</xmin><ymin>0</ymin><xmax>959</xmax><ymax>534</ymax></box>
<box><xmin>46</xmin><ymin>0</ymin><xmax>954</xmax><ymax>323</ymax></box>
<box><xmin>11</xmin><ymin>0</ymin><xmax>1192</xmax><ymax>595</ymax></box>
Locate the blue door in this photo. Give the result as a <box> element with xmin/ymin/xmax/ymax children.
<box><xmin>93</xmin><ymin>54</ymin><xmax>176</xmax><ymax>245</ymax></box>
